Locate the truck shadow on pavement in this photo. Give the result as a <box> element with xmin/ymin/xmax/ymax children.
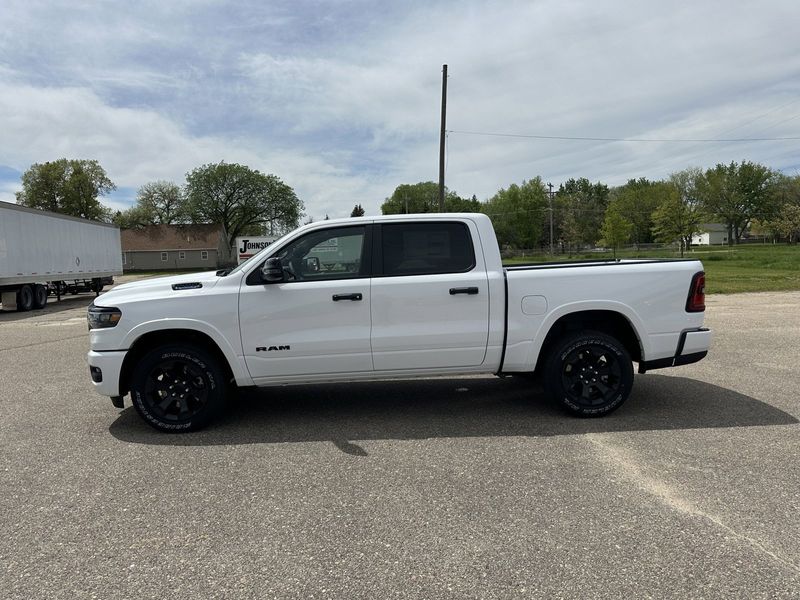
<box><xmin>108</xmin><ymin>374</ymin><xmax>798</xmax><ymax>455</ymax></box>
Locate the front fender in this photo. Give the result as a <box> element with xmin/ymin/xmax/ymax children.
<box><xmin>122</xmin><ymin>318</ymin><xmax>252</xmax><ymax>385</ymax></box>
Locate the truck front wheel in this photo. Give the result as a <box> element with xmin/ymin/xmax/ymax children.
<box><xmin>543</xmin><ymin>331</ymin><xmax>633</xmax><ymax>417</ymax></box>
<box><xmin>130</xmin><ymin>344</ymin><xmax>227</xmax><ymax>432</ymax></box>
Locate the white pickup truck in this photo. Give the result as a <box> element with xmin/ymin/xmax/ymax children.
<box><xmin>87</xmin><ymin>213</ymin><xmax>711</xmax><ymax>431</ymax></box>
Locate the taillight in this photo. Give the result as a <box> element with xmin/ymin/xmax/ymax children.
<box><xmin>686</xmin><ymin>271</ymin><xmax>705</xmax><ymax>312</ymax></box>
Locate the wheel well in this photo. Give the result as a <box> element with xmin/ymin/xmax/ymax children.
<box><xmin>119</xmin><ymin>329</ymin><xmax>235</xmax><ymax>396</ymax></box>
<box><xmin>534</xmin><ymin>310</ymin><xmax>642</xmax><ymax>372</ymax></box>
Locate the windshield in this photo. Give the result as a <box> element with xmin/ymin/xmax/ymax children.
<box><xmin>220</xmin><ymin>229</ymin><xmax>296</xmax><ymax>277</ymax></box>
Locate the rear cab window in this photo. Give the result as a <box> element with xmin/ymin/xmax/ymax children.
<box><xmin>379</xmin><ymin>222</ymin><xmax>475</xmax><ymax>277</ymax></box>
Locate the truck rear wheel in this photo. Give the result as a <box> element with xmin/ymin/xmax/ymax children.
<box><xmin>130</xmin><ymin>344</ymin><xmax>227</xmax><ymax>432</ymax></box>
<box><xmin>543</xmin><ymin>330</ymin><xmax>633</xmax><ymax>417</ymax></box>
<box><xmin>16</xmin><ymin>285</ymin><xmax>34</xmax><ymax>311</ymax></box>
<box><xmin>32</xmin><ymin>284</ymin><xmax>48</xmax><ymax>309</ymax></box>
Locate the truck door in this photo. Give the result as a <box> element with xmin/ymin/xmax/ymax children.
<box><xmin>370</xmin><ymin>220</ymin><xmax>490</xmax><ymax>370</ymax></box>
<box><xmin>239</xmin><ymin>225</ymin><xmax>373</xmax><ymax>380</ymax></box>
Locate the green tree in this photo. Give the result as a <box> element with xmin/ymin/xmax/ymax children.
<box><xmin>558</xmin><ymin>208</ymin><xmax>582</xmax><ymax>255</ymax></box>
<box><xmin>111</xmin><ymin>205</ymin><xmax>152</xmax><ymax>229</ymax></box>
<box><xmin>16</xmin><ymin>159</ymin><xmax>115</xmax><ymax>221</ymax></box>
<box><xmin>350</xmin><ymin>204</ymin><xmax>365</xmax><ymax>217</ymax></box>
<box><xmin>447</xmin><ymin>194</ymin><xmax>481</xmax><ymax>212</ymax></box>
<box><xmin>482</xmin><ymin>177</ymin><xmax>549</xmax><ymax>250</ymax></box>
<box><xmin>381</xmin><ymin>182</ymin><xmax>439</xmax><ymax>214</ymax></box>
<box><xmin>600</xmin><ymin>204</ymin><xmax>633</xmax><ymax>258</ymax></box>
<box><xmin>771</xmin><ymin>204</ymin><xmax>800</xmax><ymax>243</ymax></box>
<box><xmin>609</xmin><ymin>178</ymin><xmax>668</xmax><ymax>248</ymax></box>
<box><xmin>667</xmin><ymin>167</ymin><xmax>707</xmax><ymax>252</ymax></box>
<box><xmin>136</xmin><ymin>180</ymin><xmax>185</xmax><ymax>224</ymax></box>
<box><xmin>184</xmin><ymin>162</ymin><xmax>303</xmax><ymax>248</ymax></box>
<box><xmin>555</xmin><ymin>178</ymin><xmax>609</xmax><ymax>248</ymax></box>
<box><xmin>696</xmin><ymin>161</ymin><xmax>777</xmax><ymax>245</ymax></box>
<box><xmin>113</xmin><ymin>180</ymin><xmax>186</xmax><ymax>229</ymax></box>
<box><xmin>381</xmin><ymin>182</ymin><xmax>478</xmax><ymax>214</ymax></box>
<box><xmin>651</xmin><ymin>180</ymin><xmax>706</xmax><ymax>257</ymax></box>
<box><xmin>759</xmin><ymin>175</ymin><xmax>800</xmax><ymax>243</ymax></box>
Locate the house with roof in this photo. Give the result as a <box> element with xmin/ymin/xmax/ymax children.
<box><xmin>121</xmin><ymin>224</ymin><xmax>231</xmax><ymax>271</ymax></box>
<box><xmin>692</xmin><ymin>223</ymin><xmax>729</xmax><ymax>245</ymax></box>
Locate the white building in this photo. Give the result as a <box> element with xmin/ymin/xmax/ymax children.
<box><xmin>692</xmin><ymin>223</ymin><xmax>729</xmax><ymax>245</ymax></box>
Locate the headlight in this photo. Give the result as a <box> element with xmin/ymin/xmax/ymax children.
<box><xmin>88</xmin><ymin>304</ymin><xmax>122</xmax><ymax>329</ymax></box>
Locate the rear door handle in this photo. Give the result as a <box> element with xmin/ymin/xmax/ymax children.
<box><xmin>449</xmin><ymin>287</ymin><xmax>479</xmax><ymax>295</ymax></box>
<box><xmin>332</xmin><ymin>293</ymin><xmax>363</xmax><ymax>301</ymax></box>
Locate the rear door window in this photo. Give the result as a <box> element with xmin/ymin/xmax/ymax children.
<box><xmin>380</xmin><ymin>222</ymin><xmax>475</xmax><ymax>276</ymax></box>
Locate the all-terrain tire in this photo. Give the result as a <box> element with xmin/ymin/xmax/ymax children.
<box><xmin>543</xmin><ymin>330</ymin><xmax>634</xmax><ymax>417</ymax></box>
<box><xmin>130</xmin><ymin>344</ymin><xmax>228</xmax><ymax>432</ymax></box>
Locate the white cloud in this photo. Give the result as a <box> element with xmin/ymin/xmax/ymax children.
<box><xmin>0</xmin><ymin>82</ymin><xmax>387</xmax><ymax>217</ymax></box>
<box><xmin>0</xmin><ymin>181</ymin><xmax>20</xmax><ymax>205</ymax></box>
<box><xmin>233</xmin><ymin>0</ymin><xmax>800</xmax><ymax>199</ymax></box>
<box><xmin>2</xmin><ymin>0</ymin><xmax>800</xmax><ymax>218</ymax></box>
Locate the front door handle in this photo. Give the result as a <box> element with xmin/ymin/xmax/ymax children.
<box><xmin>332</xmin><ymin>293</ymin><xmax>363</xmax><ymax>301</ymax></box>
<box><xmin>449</xmin><ymin>287</ymin><xmax>479</xmax><ymax>295</ymax></box>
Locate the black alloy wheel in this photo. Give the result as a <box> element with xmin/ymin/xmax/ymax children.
<box><xmin>130</xmin><ymin>344</ymin><xmax>227</xmax><ymax>432</ymax></box>
<box><xmin>544</xmin><ymin>331</ymin><xmax>633</xmax><ymax>417</ymax></box>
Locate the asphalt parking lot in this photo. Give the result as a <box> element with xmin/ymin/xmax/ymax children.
<box><xmin>1</xmin><ymin>286</ymin><xmax>799</xmax><ymax>599</ymax></box>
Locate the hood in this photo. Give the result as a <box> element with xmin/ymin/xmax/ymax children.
<box><xmin>95</xmin><ymin>270</ymin><xmax>224</xmax><ymax>306</ymax></box>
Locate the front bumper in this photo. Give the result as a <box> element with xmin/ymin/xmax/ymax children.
<box><xmin>87</xmin><ymin>350</ymin><xmax>126</xmax><ymax>397</ymax></box>
<box><xmin>638</xmin><ymin>328</ymin><xmax>712</xmax><ymax>373</ymax></box>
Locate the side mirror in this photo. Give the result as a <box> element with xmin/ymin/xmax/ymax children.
<box><xmin>304</xmin><ymin>256</ymin><xmax>321</xmax><ymax>272</ymax></box>
<box><xmin>260</xmin><ymin>258</ymin><xmax>285</xmax><ymax>283</ymax></box>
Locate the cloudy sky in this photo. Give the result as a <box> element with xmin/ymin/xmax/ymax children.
<box><xmin>1</xmin><ymin>0</ymin><xmax>799</xmax><ymax>219</ymax></box>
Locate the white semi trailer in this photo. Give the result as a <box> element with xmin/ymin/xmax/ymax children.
<box><xmin>0</xmin><ymin>202</ymin><xmax>123</xmax><ymax>311</ymax></box>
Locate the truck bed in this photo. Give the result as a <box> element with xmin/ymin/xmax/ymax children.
<box><xmin>503</xmin><ymin>258</ymin><xmax>698</xmax><ymax>270</ymax></box>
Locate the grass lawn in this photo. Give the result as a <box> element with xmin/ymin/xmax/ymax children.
<box><xmin>505</xmin><ymin>244</ymin><xmax>800</xmax><ymax>294</ymax></box>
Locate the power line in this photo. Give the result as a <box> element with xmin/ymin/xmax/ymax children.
<box><xmin>756</xmin><ymin>111</ymin><xmax>800</xmax><ymax>134</ymax></box>
<box><xmin>711</xmin><ymin>98</ymin><xmax>800</xmax><ymax>139</ymax></box>
<box><xmin>446</xmin><ymin>129</ymin><xmax>800</xmax><ymax>143</ymax></box>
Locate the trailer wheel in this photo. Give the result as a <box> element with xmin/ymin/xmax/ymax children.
<box><xmin>32</xmin><ymin>284</ymin><xmax>48</xmax><ymax>309</ymax></box>
<box><xmin>130</xmin><ymin>344</ymin><xmax>227</xmax><ymax>432</ymax></box>
<box><xmin>16</xmin><ymin>285</ymin><xmax>34</xmax><ymax>312</ymax></box>
<box><xmin>543</xmin><ymin>330</ymin><xmax>633</xmax><ymax>417</ymax></box>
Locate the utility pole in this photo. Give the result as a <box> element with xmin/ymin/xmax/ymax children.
<box><xmin>547</xmin><ymin>182</ymin><xmax>554</xmax><ymax>255</ymax></box>
<box><xmin>438</xmin><ymin>64</ymin><xmax>448</xmax><ymax>212</ymax></box>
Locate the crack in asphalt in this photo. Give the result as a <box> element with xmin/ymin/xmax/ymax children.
<box><xmin>587</xmin><ymin>433</ymin><xmax>800</xmax><ymax>576</ymax></box>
